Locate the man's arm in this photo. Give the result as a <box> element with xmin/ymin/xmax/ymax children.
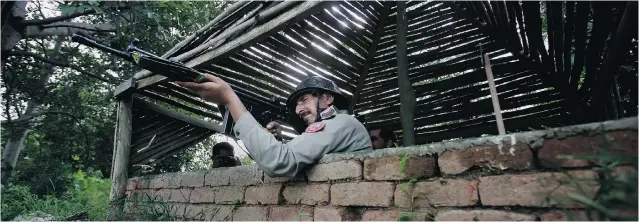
<box><xmin>232</xmin><ymin>111</ymin><xmax>336</xmax><ymax>177</ymax></box>
<box><xmin>175</xmin><ymin>74</ymin><xmax>334</xmax><ymax>177</ymax></box>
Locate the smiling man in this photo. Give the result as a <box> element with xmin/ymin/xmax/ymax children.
<box><xmin>177</xmin><ymin>75</ymin><xmax>372</xmax><ymax>177</ymax></box>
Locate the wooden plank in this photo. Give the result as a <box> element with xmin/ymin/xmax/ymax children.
<box><xmin>414</xmin><ymin>112</ymin><xmax>565</xmax><ymax>144</ymax></box>
<box><xmin>137</xmin><ymin>90</ymin><xmax>222</xmax><ymax>121</ymax></box>
<box><xmin>131</xmin><ymin>125</ymin><xmax>197</xmax><ymax>160</ymax></box>
<box><xmin>359</xmin><ymin>71</ymin><xmax>539</xmax><ymax>115</ymax></box>
<box><xmin>135</xmin><ymin>97</ymin><xmax>224</xmax><ymax>133</ymax></box>
<box><xmin>367</xmin><ymin>90</ymin><xmax>562</xmax><ymax>133</ymax></box>
<box><xmin>350</xmin><ymin>2</ymin><xmax>391</xmax><ymax>113</ymax></box>
<box><xmin>132</xmin><ymin>128</ymin><xmax>212</xmax><ymax>166</ymax></box>
<box><xmin>130</xmin><ymin>120</ymin><xmax>181</xmax><ymax>149</ymax></box>
<box><xmin>107</xmin><ymin>97</ymin><xmax>132</xmax><ymax>220</ymax></box>
<box><xmin>396</xmin><ymin>1</ymin><xmax>416</xmax><ymax>146</ymax></box>
<box><xmin>483</xmin><ymin>52</ymin><xmax>506</xmax><ymax>135</ymax></box>
<box><xmin>130</xmin><ymin>131</ymin><xmax>212</xmax><ymax>175</ymax></box>
<box><xmin>148</xmin><ymin>84</ymin><xmax>220</xmax><ymax>113</ymax></box>
<box><xmin>136</xmin><ymin>1</ymin><xmax>328</xmax><ymax>90</ymax></box>
<box><xmin>412</xmin><ymin>103</ymin><xmax>562</xmax><ymax>137</ymax></box>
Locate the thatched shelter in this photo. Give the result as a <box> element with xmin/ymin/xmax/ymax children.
<box><xmin>106</xmin><ymin>1</ymin><xmax>637</xmax><ymax>219</ymax></box>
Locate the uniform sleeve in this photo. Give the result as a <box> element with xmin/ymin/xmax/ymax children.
<box><xmin>232</xmin><ymin>111</ymin><xmax>336</xmax><ymax>177</ymax></box>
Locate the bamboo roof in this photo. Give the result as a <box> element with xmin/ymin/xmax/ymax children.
<box><xmin>125</xmin><ymin>1</ymin><xmax>638</xmax><ymax>171</ymax></box>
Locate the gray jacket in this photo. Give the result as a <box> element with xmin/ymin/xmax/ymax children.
<box><xmin>232</xmin><ymin>106</ymin><xmax>372</xmax><ymax>177</ymax></box>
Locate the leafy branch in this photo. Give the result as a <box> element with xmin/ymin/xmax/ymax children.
<box><xmin>9</xmin><ymin>51</ymin><xmax>117</xmax><ymax>83</ymax></box>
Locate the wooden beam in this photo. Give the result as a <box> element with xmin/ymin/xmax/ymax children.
<box><xmin>396</xmin><ymin>1</ymin><xmax>416</xmax><ymax>146</ymax></box>
<box><xmin>483</xmin><ymin>52</ymin><xmax>506</xmax><ymax>135</ymax></box>
<box><xmin>135</xmin><ymin>97</ymin><xmax>224</xmax><ymax>133</ymax></box>
<box><xmin>590</xmin><ymin>2</ymin><xmax>636</xmax><ymax>121</ymax></box>
<box><xmin>349</xmin><ymin>2</ymin><xmax>391</xmax><ymax>113</ymax></box>
<box><xmin>107</xmin><ymin>96</ymin><xmax>132</xmax><ymax>221</ymax></box>
<box><xmin>135</xmin><ymin>1</ymin><xmax>328</xmax><ymax>91</ymax></box>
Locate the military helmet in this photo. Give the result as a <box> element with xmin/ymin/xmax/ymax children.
<box><xmin>286</xmin><ymin>76</ymin><xmax>349</xmax><ymax>133</ymax></box>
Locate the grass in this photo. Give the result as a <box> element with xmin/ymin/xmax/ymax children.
<box><xmin>1</xmin><ymin>170</ymin><xmax>109</xmax><ymax>221</ymax></box>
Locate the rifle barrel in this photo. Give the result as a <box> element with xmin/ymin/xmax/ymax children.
<box><xmin>71</xmin><ymin>34</ymin><xmax>134</xmax><ymax>63</ymax></box>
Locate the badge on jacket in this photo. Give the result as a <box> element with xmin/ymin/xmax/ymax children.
<box><xmin>305</xmin><ymin>122</ymin><xmax>325</xmax><ymax>133</ymax></box>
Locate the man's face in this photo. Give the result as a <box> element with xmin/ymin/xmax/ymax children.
<box><xmin>295</xmin><ymin>93</ymin><xmax>319</xmax><ymax>125</ymax></box>
<box><xmin>369</xmin><ymin>129</ymin><xmax>386</xmax><ymax>149</ymax></box>
<box><xmin>295</xmin><ymin>93</ymin><xmax>333</xmax><ymax>126</ymax></box>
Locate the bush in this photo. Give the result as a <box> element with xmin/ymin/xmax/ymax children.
<box><xmin>1</xmin><ymin>169</ymin><xmax>110</xmax><ymax>221</ymax></box>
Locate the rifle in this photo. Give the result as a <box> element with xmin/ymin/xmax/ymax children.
<box><xmin>72</xmin><ymin>33</ymin><xmax>289</xmax><ymax>140</ymax></box>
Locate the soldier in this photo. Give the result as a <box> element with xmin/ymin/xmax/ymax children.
<box><xmin>367</xmin><ymin>126</ymin><xmax>397</xmax><ymax>150</ymax></box>
<box><xmin>210</xmin><ymin>142</ymin><xmax>242</xmax><ymax>168</ymax></box>
<box><xmin>176</xmin><ymin>75</ymin><xmax>372</xmax><ymax>177</ymax></box>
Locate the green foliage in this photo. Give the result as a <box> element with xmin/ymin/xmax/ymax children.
<box><xmin>240</xmin><ymin>155</ymin><xmax>255</xmax><ymax>165</ymax></box>
<box><xmin>1</xmin><ymin>170</ymin><xmax>110</xmax><ymax>221</ymax></box>
<box><xmin>399</xmin><ymin>153</ymin><xmax>409</xmax><ymax>172</ymax></box>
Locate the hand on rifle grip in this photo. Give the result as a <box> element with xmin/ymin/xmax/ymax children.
<box><xmin>266</xmin><ymin>121</ymin><xmax>283</xmax><ymax>141</ymax></box>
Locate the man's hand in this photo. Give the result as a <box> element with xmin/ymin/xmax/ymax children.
<box><xmin>175</xmin><ymin>74</ymin><xmax>235</xmax><ymax>105</ymax></box>
<box><xmin>266</xmin><ymin>121</ymin><xmax>282</xmax><ymax>139</ymax></box>
<box><xmin>176</xmin><ymin>73</ymin><xmax>247</xmax><ymax>122</ymax></box>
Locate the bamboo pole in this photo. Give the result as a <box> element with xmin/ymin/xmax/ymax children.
<box><xmin>482</xmin><ymin>51</ymin><xmax>506</xmax><ymax>135</ymax></box>
<box><xmin>107</xmin><ymin>96</ymin><xmax>133</xmax><ymax>220</ymax></box>
<box><xmin>350</xmin><ymin>2</ymin><xmax>391</xmax><ymax>113</ymax></box>
<box><xmin>396</xmin><ymin>1</ymin><xmax>416</xmax><ymax>145</ymax></box>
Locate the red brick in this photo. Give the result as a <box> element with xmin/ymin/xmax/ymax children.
<box><xmin>283</xmin><ymin>183</ymin><xmax>330</xmax><ymax>205</ymax></box>
<box><xmin>137</xmin><ymin>179</ymin><xmax>151</xmax><ymax>189</ymax></box>
<box><xmin>313</xmin><ymin>207</ymin><xmax>357</xmax><ymax>221</ymax></box>
<box><xmin>364</xmin><ymin>156</ymin><xmax>435</xmax><ymax>180</ymax></box>
<box><xmin>205</xmin><ymin>169</ymin><xmax>230</xmax><ymax>186</ymax></box>
<box><xmin>183</xmin><ymin>204</ymin><xmax>205</xmax><ymax>220</ymax></box>
<box><xmin>395</xmin><ymin>179</ymin><xmax>479</xmax><ymax>208</ymax></box>
<box><xmin>213</xmin><ymin>186</ymin><xmax>244</xmax><ymax>204</ymax></box>
<box><xmin>269</xmin><ymin>206</ymin><xmax>313</xmax><ymax>221</ymax></box>
<box><xmin>180</xmin><ymin>171</ymin><xmax>206</xmax><ymax>187</ymax></box>
<box><xmin>361</xmin><ymin>210</ymin><xmax>429</xmax><ymax>221</ymax></box>
<box><xmin>605</xmin><ymin>131</ymin><xmax>638</xmax><ymax>156</ymax></box>
<box><xmin>153</xmin><ymin>189</ymin><xmax>172</xmax><ymax>201</ymax></box>
<box><xmin>202</xmin><ymin>205</ymin><xmax>233</xmax><ymax>221</ymax></box>
<box><xmin>361</xmin><ymin>210</ymin><xmax>404</xmax><ymax>221</ymax></box>
<box><xmin>539</xmin><ymin>211</ymin><xmax>588</xmax><ymax>221</ymax></box>
<box><xmin>264</xmin><ymin>173</ymin><xmax>305</xmax><ymax>183</ymax></box>
<box><xmin>331</xmin><ymin>182</ymin><xmax>394</xmax><ymax>207</ymax></box>
<box><xmin>150</xmin><ymin>173</ymin><xmax>181</xmax><ymax>189</ymax></box>
<box><xmin>307</xmin><ymin>160</ymin><xmax>362</xmax><ymax>181</ymax></box>
<box><xmin>245</xmin><ymin>184</ymin><xmax>282</xmax><ymax>205</ymax></box>
<box><xmin>170</xmin><ymin>188</ymin><xmax>192</xmax><ymax>202</ymax></box>
<box><xmin>438</xmin><ymin>143</ymin><xmax>533</xmax><ymax>175</ymax></box>
<box><xmin>189</xmin><ymin>187</ymin><xmax>216</xmax><ymax>203</ymax></box>
<box><xmin>539</xmin><ymin>131</ymin><xmax>637</xmax><ymax>168</ymax></box>
<box><xmin>436</xmin><ymin>210</ymin><xmax>536</xmax><ymax>221</ymax></box>
<box><xmin>129</xmin><ymin>189</ymin><xmax>154</xmax><ymax>201</ymax></box>
<box><xmin>232</xmin><ymin>206</ymin><xmax>268</xmax><ymax>221</ymax></box>
<box><xmin>168</xmin><ymin>203</ymin><xmax>187</xmax><ymax>218</ymax></box>
<box><xmin>228</xmin><ymin>165</ymin><xmax>263</xmax><ymax>186</ymax></box>
<box><xmin>479</xmin><ymin>171</ymin><xmax>599</xmax><ymax>207</ymax></box>
<box><xmin>539</xmin><ymin>136</ymin><xmax>599</xmax><ymax>168</ymax></box>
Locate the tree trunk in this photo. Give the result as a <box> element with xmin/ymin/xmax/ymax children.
<box><xmin>1</xmin><ymin>1</ymin><xmax>27</xmax><ymax>67</ymax></box>
<box><xmin>1</xmin><ymin>37</ymin><xmax>63</xmax><ymax>185</ymax></box>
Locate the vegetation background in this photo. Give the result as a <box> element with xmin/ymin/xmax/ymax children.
<box><xmin>0</xmin><ymin>1</ymin><xmax>235</xmax><ymax>220</ymax></box>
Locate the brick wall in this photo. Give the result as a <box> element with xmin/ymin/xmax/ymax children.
<box><xmin>124</xmin><ymin>117</ymin><xmax>638</xmax><ymax>221</ymax></box>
